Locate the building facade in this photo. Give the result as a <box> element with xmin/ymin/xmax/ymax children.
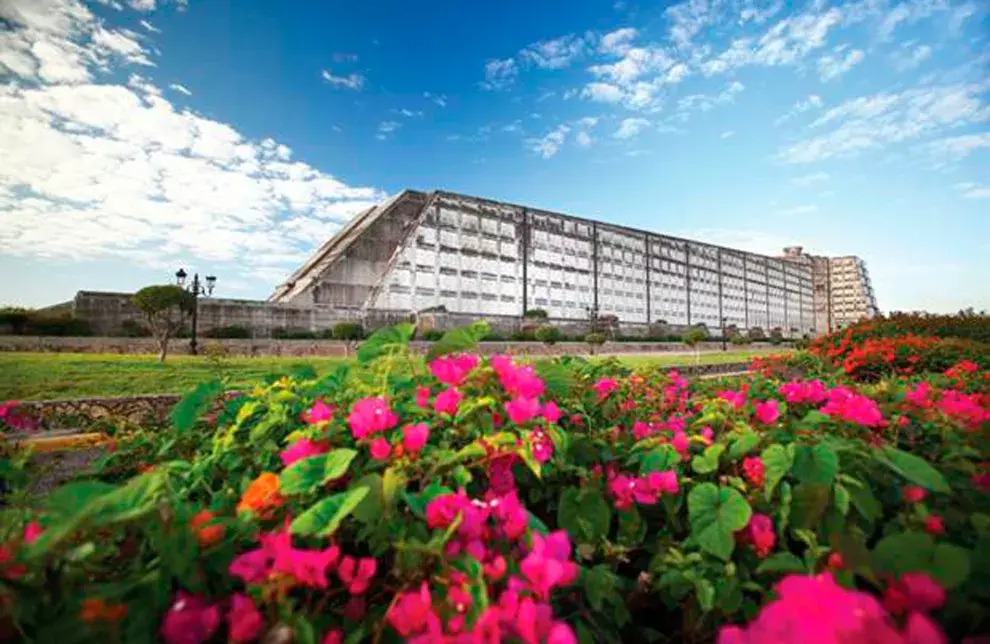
<box><xmin>272</xmin><ymin>190</ymin><xmax>826</xmax><ymax>337</ymax></box>
<box><xmin>780</xmin><ymin>247</ymin><xmax>879</xmax><ymax>332</ymax></box>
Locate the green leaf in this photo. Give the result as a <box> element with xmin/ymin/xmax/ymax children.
<box><xmin>279</xmin><ymin>449</ymin><xmax>358</xmax><ymax>495</ymax></box>
<box><xmin>848</xmin><ymin>484</ymin><xmax>882</xmax><ymax>523</ymax></box>
<box><xmin>171</xmin><ymin>379</ymin><xmax>224</xmax><ymax>434</ymax></box>
<box><xmin>558</xmin><ymin>486</ymin><xmax>612</xmax><ymax>546</ymax></box>
<box><xmin>290</xmin><ymin>486</ymin><xmax>369</xmax><ymax>537</ymax></box>
<box><xmin>878</xmin><ymin>447</ymin><xmax>950</xmax><ymax>493</ymax></box>
<box><xmin>761</xmin><ymin>444</ymin><xmax>794</xmax><ymax>501</ymax></box>
<box><xmin>688</xmin><ymin>483</ymin><xmax>752</xmax><ymax>561</ymax></box>
<box><xmin>872</xmin><ymin>532</ymin><xmax>935</xmax><ymax>576</ymax></box>
<box><xmin>527</xmin><ymin>511</ymin><xmax>550</xmax><ymax>535</ymax></box>
<box><xmin>691</xmin><ymin>444</ymin><xmax>726</xmax><ymax>475</ymax></box>
<box><xmin>585</xmin><ymin>565</ymin><xmax>616</xmax><ymax>611</ymax></box>
<box><xmin>617</xmin><ymin>508</ymin><xmax>647</xmax><ymax>547</ymax></box>
<box><xmin>42</xmin><ymin>481</ymin><xmax>116</xmax><ymax>518</ymax></box>
<box><xmin>793</xmin><ymin>444</ymin><xmax>839</xmax><ymax>486</ymax></box>
<box><xmin>640</xmin><ymin>444</ymin><xmax>679</xmax><ymax>474</ymax></box>
<box><xmin>352</xmin><ymin>473</ymin><xmax>383</xmax><ymax>524</ymax></box>
<box><xmin>790</xmin><ymin>483</ymin><xmax>831</xmax><ymax>530</ymax></box>
<box><xmin>756</xmin><ymin>552</ymin><xmax>807</xmax><ymax>574</ymax></box>
<box><xmin>425</xmin><ymin>321</ymin><xmax>490</xmax><ymax>361</ymax></box>
<box><xmin>833</xmin><ymin>483</ymin><xmax>850</xmax><ymax>516</ymax></box>
<box><xmin>716</xmin><ymin>578</ymin><xmax>743</xmax><ymax>613</ymax></box>
<box><xmin>356</xmin><ymin>323</ymin><xmax>415</xmax><ymax>365</ymax></box>
<box><xmin>931</xmin><ymin>544</ymin><xmax>970</xmax><ymax>589</ymax></box>
<box><xmin>404</xmin><ymin>481</ymin><xmax>453</xmax><ymax>518</ymax></box>
<box><xmin>729</xmin><ymin>431</ymin><xmax>761</xmax><ymax>459</ymax></box>
<box><xmin>534</xmin><ymin>361</ymin><xmax>577</xmax><ymax>401</ymax></box>
<box><xmin>694</xmin><ymin>578</ymin><xmax>716</xmax><ymax>612</ymax></box>
<box><xmin>382</xmin><ymin>467</ymin><xmax>406</xmax><ymax>512</ymax></box>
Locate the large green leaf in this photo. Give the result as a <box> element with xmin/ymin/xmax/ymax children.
<box><xmin>356</xmin><ymin>323</ymin><xmax>415</xmax><ymax>365</ymax></box>
<box><xmin>352</xmin><ymin>473</ymin><xmax>383</xmax><ymax>524</ymax></box>
<box><xmin>692</xmin><ymin>444</ymin><xmax>726</xmax><ymax>475</ymax></box>
<box><xmin>558</xmin><ymin>486</ymin><xmax>612</xmax><ymax>546</ymax></box>
<box><xmin>872</xmin><ymin>531</ymin><xmax>971</xmax><ymax>589</ymax></box>
<box><xmin>425</xmin><ymin>321</ymin><xmax>490</xmax><ymax>361</ymax></box>
<box><xmin>617</xmin><ymin>508</ymin><xmax>647</xmax><ymax>547</ymax></box>
<box><xmin>761</xmin><ymin>444</ymin><xmax>794</xmax><ymax>501</ymax></box>
<box><xmin>290</xmin><ymin>486</ymin><xmax>370</xmax><ymax>537</ymax></box>
<box><xmin>534</xmin><ymin>361</ymin><xmax>577</xmax><ymax>401</ymax></box>
<box><xmin>790</xmin><ymin>483</ymin><xmax>831</xmax><ymax>530</ymax></box>
<box><xmin>756</xmin><ymin>552</ymin><xmax>806</xmax><ymax>575</ymax></box>
<box><xmin>729</xmin><ymin>430</ymin><xmax>761</xmax><ymax>459</ymax></box>
<box><xmin>279</xmin><ymin>449</ymin><xmax>358</xmax><ymax>495</ymax></box>
<box><xmin>792</xmin><ymin>443</ymin><xmax>839</xmax><ymax>486</ymax></box>
<box><xmin>688</xmin><ymin>483</ymin><xmax>752</xmax><ymax>561</ymax></box>
<box><xmin>42</xmin><ymin>480</ymin><xmax>117</xmax><ymax>518</ymax></box>
<box><xmin>639</xmin><ymin>444</ymin><xmax>679</xmax><ymax>475</ymax></box>
<box><xmin>877</xmin><ymin>447</ymin><xmax>951</xmax><ymax>493</ymax></box>
<box><xmin>931</xmin><ymin>544</ymin><xmax>971</xmax><ymax>589</ymax></box>
<box><xmin>171</xmin><ymin>378</ymin><xmax>225</xmax><ymax>434</ymax></box>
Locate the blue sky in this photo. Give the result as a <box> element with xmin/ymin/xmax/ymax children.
<box><xmin>0</xmin><ymin>0</ymin><xmax>988</xmax><ymax>312</ymax></box>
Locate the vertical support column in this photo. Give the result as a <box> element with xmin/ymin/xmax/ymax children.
<box><xmin>592</xmin><ymin>222</ymin><xmax>599</xmax><ymax>314</ymax></box>
<box><xmin>782</xmin><ymin>267</ymin><xmax>789</xmax><ymax>336</ymax></box>
<box><xmin>684</xmin><ymin>243</ymin><xmax>692</xmax><ymax>326</ymax></box>
<box><xmin>743</xmin><ymin>257</ymin><xmax>750</xmax><ymax>330</ymax></box>
<box><xmin>520</xmin><ymin>208</ymin><xmax>529</xmax><ymax>316</ymax></box>
<box><xmin>797</xmin><ymin>273</ymin><xmax>803</xmax><ymax>336</ymax></box>
<box><xmin>826</xmin><ymin>259</ymin><xmax>833</xmax><ymax>332</ymax></box>
<box><xmin>716</xmin><ymin>248</ymin><xmax>724</xmax><ymax>331</ymax></box>
<box><xmin>644</xmin><ymin>234</ymin><xmax>651</xmax><ymax>324</ymax></box>
<box><xmin>764</xmin><ymin>261</ymin><xmax>771</xmax><ymax>331</ymax></box>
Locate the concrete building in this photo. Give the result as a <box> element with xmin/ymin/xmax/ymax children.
<box><xmin>781</xmin><ymin>247</ymin><xmax>879</xmax><ymax>332</ymax></box>
<box><xmin>272</xmin><ymin>190</ymin><xmax>822</xmax><ymax>337</ymax></box>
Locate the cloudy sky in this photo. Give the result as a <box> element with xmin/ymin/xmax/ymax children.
<box><xmin>0</xmin><ymin>0</ymin><xmax>987</xmax><ymax>312</ymax></box>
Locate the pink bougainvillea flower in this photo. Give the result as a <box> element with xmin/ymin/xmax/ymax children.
<box><xmin>903</xmin><ymin>485</ymin><xmax>928</xmax><ymax>504</ymax></box>
<box><xmin>321</xmin><ymin>631</ymin><xmax>344</xmax><ymax>644</ymax></box>
<box><xmin>742</xmin><ymin>456</ymin><xmax>765</xmax><ymax>487</ymax></box>
<box><xmin>718</xmin><ymin>390</ymin><xmax>747</xmax><ymax>410</ymax></box>
<box><xmin>401</xmin><ymin>422</ymin><xmax>430</xmax><ymax>453</ymax></box>
<box><xmin>433</xmin><ymin>388</ymin><xmax>463</xmax><ymax>416</ymax></box>
<box><xmin>160</xmin><ymin>592</ymin><xmax>221</xmax><ymax>644</ymax></box>
<box><xmin>228</xmin><ymin>594</ymin><xmax>264</xmax><ymax>643</ymax></box>
<box><xmin>505</xmin><ymin>396</ymin><xmax>541</xmax><ymax>425</ymax></box>
<box><xmin>491</xmin><ymin>356</ymin><xmax>546</xmax><ymax>399</ymax></box>
<box><xmin>646</xmin><ymin>470</ymin><xmax>679</xmax><ymax>495</ymax></box>
<box><xmin>529</xmin><ymin>429</ymin><xmax>554</xmax><ymax>464</ymax></box>
<box><xmin>924</xmin><ymin>515</ymin><xmax>945</xmax><ymax>536</ymax></box>
<box><xmin>820</xmin><ymin>386</ymin><xmax>885</xmax><ymax>427</ymax></box>
<box><xmin>302</xmin><ymin>400</ymin><xmax>334</xmax><ymax>425</ymax></box>
<box><xmin>279</xmin><ymin>438</ymin><xmax>328</xmax><ymax>467</ymax></box>
<box><xmin>778</xmin><ymin>379</ymin><xmax>828</xmax><ymax>404</ymax></box>
<box><xmin>387</xmin><ymin>582</ymin><xmax>434</xmax><ymax>638</ymax></box>
<box><xmin>337</xmin><ymin>556</ymin><xmax>377</xmax><ymax>595</ymax></box>
<box><xmin>608</xmin><ymin>471</ymin><xmax>677</xmax><ymax>509</ymax></box>
<box><xmin>488</xmin><ymin>454</ymin><xmax>518</xmax><ymax>496</ymax></box>
<box><xmin>414</xmin><ymin>386</ymin><xmax>432</xmax><ymax>409</ymax></box>
<box><xmin>903</xmin><ymin>611</ymin><xmax>947</xmax><ymax>644</ymax></box>
<box><xmin>229</xmin><ymin>522</ymin><xmax>339</xmax><ymax>589</ymax></box>
<box><xmin>429</xmin><ymin>354</ymin><xmax>480</xmax><ymax>387</ymax></box>
<box><xmin>973</xmin><ymin>472</ymin><xmax>990</xmax><ymax>492</ymax></box>
<box><xmin>937</xmin><ymin>390</ymin><xmax>990</xmax><ymax>429</ymax></box>
<box><xmin>347</xmin><ymin>396</ymin><xmax>399</xmax><ymax>439</ymax></box>
<box><xmin>491</xmin><ymin>491</ymin><xmax>528</xmax><ymax>540</ymax></box>
<box><xmin>369</xmin><ymin>437</ymin><xmax>392</xmax><ymax>461</ymax></box>
<box><xmin>425</xmin><ymin>491</ymin><xmax>468</xmax><ymax>530</ymax></box>
<box><xmin>740</xmin><ymin>514</ymin><xmax>776</xmax><ymax>558</ymax></box>
<box><xmin>542</xmin><ymin>401</ymin><xmax>562</xmax><ymax>424</ymax></box>
<box><xmin>671</xmin><ymin>431</ymin><xmax>690</xmax><ymax>455</ymax></box>
<box><xmin>700</xmin><ymin>426</ymin><xmax>714</xmax><ymax>444</ymax></box>
<box><xmin>520</xmin><ymin>531</ymin><xmax>578</xmax><ymax>599</ymax></box>
<box><xmin>592</xmin><ymin>378</ymin><xmax>619</xmax><ymax>401</ymax></box>
<box><xmin>23</xmin><ymin>521</ymin><xmax>43</xmax><ymax>544</ymax></box>
<box><xmin>883</xmin><ymin>572</ymin><xmax>945</xmax><ymax>615</ymax></box>
<box><xmin>753</xmin><ymin>399</ymin><xmax>780</xmax><ymax>425</ymax></box>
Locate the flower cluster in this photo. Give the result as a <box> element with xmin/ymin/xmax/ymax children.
<box><xmin>607</xmin><ymin>469</ymin><xmax>679</xmax><ymax>510</ymax></box>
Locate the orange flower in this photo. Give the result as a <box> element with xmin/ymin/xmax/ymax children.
<box><xmin>190</xmin><ymin>510</ymin><xmax>225</xmax><ymax>548</ymax></box>
<box><xmin>80</xmin><ymin>597</ymin><xmax>128</xmax><ymax>623</ymax></box>
<box><xmin>237</xmin><ymin>472</ymin><xmax>284</xmax><ymax>516</ymax></box>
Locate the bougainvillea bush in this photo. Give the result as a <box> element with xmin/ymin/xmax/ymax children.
<box><xmin>1</xmin><ymin>322</ymin><xmax>989</xmax><ymax>643</ymax></box>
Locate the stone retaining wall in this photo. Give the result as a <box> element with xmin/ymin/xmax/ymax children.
<box><xmin>9</xmin><ymin>361</ymin><xmax>750</xmax><ymax>430</ymax></box>
<box><xmin>0</xmin><ymin>334</ymin><xmax>780</xmax><ymax>357</ymax></box>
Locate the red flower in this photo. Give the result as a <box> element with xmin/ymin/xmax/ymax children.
<box><xmin>160</xmin><ymin>592</ymin><xmax>221</xmax><ymax>644</ymax></box>
<box><xmin>742</xmin><ymin>456</ymin><xmax>765</xmax><ymax>487</ymax></box>
<box><xmin>337</xmin><ymin>556</ymin><xmax>377</xmax><ymax>594</ymax></box>
<box><xmin>924</xmin><ymin>515</ymin><xmax>945</xmax><ymax>536</ymax></box>
<box><xmin>883</xmin><ymin>572</ymin><xmax>945</xmax><ymax>615</ymax></box>
<box><xmin>228</xmin><ymin>594</ymin><xmax>264</xmax><ymax>643</ymax></box>
<box><xmin>902</xmin><ymin>485</ymin><xmax>927</xmax><ymax>504</ymax></box>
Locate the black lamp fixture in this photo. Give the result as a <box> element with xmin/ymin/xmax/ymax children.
<box><xmin>175</xmin><ymin>268</ymin><xmax>187</xmax><ymax>287</ymax></box>
<box><xmin>174</xmin><ymin>268</ymin><xmax>217</xmax><ymax>356</ymax></box>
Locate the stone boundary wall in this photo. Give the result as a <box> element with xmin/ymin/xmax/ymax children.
<box><xmin>9</xmin><ymin>362</ymin><xmax>751</xmax><ymax>430</ymax></box>
<box><xmin>0</xmin><ymin>335</ymin><xmax>785</xmax><ymax>357</ymax></box>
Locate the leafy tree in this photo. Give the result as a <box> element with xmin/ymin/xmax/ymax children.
<box><xmin>0</xmin><ymin>307</ymin><xmax>34</xmax><ymax>335</ymax></box>
<box><xmin>524</xmin><ymin>308</ymin><xmax>549</xmax><ymax>320</ymax></box>
<box><xmin>682</xmin><ymin>327</ymin><xmax>709</xmax><ymax>364</ymax></box>
<box><xmin>535</xmin><ymin>325</ymin><xmax>563</xmax><ymax>346</ymax></box>
<box><xmin>585</xmin><ymin>331</ymin><xmax>605</xmax><ymax>355</ymax></box>
<box><xmin>131</xmin><ymin>285</ymin><xmax>194</xmax><ymax>362</ymax></box>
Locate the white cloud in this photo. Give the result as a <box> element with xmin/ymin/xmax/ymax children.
<box><xmin>676</xmin><ymin>80</ymin><xmax>744</xmax><ymax>117</ymax></box>
<box><xmin>528</xmin><ymin>124</ymin><xmax>570</xmax><ymax>158</ymax></box>
<box><xmin>0</xmin><ymin>0</ymin><xmax>382</xmax><ymax>286</ymax></box>
<box><xmin>665</xmin><ymin>0</ymin><xmax>720</xmax><ymax>50</ymax></box>
<box><xmin>791</xmin><ymin>171</ymin><xmax>830</xmax><ymax>187</ymax></box>
<box><xmin>576</xmin><ymin>130</ymin><xmax>594</xmax><ymax>147</ymax></box>
<box><xmin>138</xmin><ymin>19</ymin><xmax>159</xmax><ymax>33</ymax></box>
<box><xmin>954</xmin><ymin>181</ymin><xmax>990</xmax><ymax>199</ymax></box>
<box><xmin>720</xmin><ymin>130</ymin><xmax>735</xmax><ymax>138</ymax></box>
<box><xmin>614</xmin><ymin>117</ymin><xmax>651</xmax><ymax>139</ymax></box>
<box><xmin>775</xmin><ymin>94</ymin><xmax>824</xmax><ymax>125</ymax></box>
<box><xmin>583</xmin><ymin>81</ymin><xmax>624</xmax><ymax>104</ymax></box>
<box><xmin>574</xmin><ymin>116</ymin><xmax>598</xmax><ymax>147</ymax></box>
<box><xmin>778</xmin><ymin>83</ymin><xmax>990</xmax><ymax>164</ymax></box>
<box><xmin>817</xmin><ymin>48</ymin><xmax>864</xmax><ymax>81</ymax></box>
<box><xmin>375</xmin><ymin>120</ymin><xmax>401</xmax><ymax>140</ymax></box>
<box><xmin>481</xmin><ymin>58</ymin><xmax>517</xmax><ymax>91</ymax></box>
<box><xmin>576</xmin><ymin>116</ymin><xmax>600</xmax><ymax>128</ymax></box>
<box><xmin>739</xmin><ymin>1</ymin><xmax>784</xmax><ymax>25</ymax></box>
<box><xmin>169</xmin><ymin>83</ymin><xmax>191</xmax><ymax>95</ymax></box>
<box><xmin>320</xmin><ymin>69</ymin><xmax>364</xmax><ymax>90</ymax></box>
<box><xmin>519</xmin><ymin>34</ymin><xmax>589</xmax><ymax>69</ymax></box>
<box><xmin>892</xmin><ymin>44</ymin><xmax>932</xmax><ymax>72</ymax></box>
<box><xmin>925</xmin><ymin>133</ymin><xmax>990</xmax><ymax>161</ymax></box>
<box><xmin>877</xmin><ymin>0</ymin><xmax>954</xmax><ymax>40</ymax></box>
<box><xmin>424</xmin><ymin>92</ymin><xmax>447</xmax><ymax>107</ymax></box>
<box><xmin>397</xmin><ymin>108</ymin><xmax>422</xmax><ymax>118</ymax></box>
<box><xmin>599</xmin><ymin>27</ymin><xmax>638</xmax><ymax>55</ymax></box>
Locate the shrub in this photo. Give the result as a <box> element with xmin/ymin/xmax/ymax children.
<box><xmin>730</xmin><ymin>333</ymin><xmax>749</xmax><ymax>346</ymax></box>
<box><xmin>420</xmin><ymin>328</ymin><xmax>444</xmax><ymax>341</ymax></box>
<box><xmin>747</xmin><ymin>326</ymin><xmax>766</xmax><ymax>341</ymax></box>
<box><xmin>331</xmin><ymin>322</ymin><xmax>364</xmax><ymax>341</ymax></box>
<box><xmin>26</xmin><ymin>314</ymin><xmax>93</xmax><ymax>336</ymax></box>
<box><xmin>272</xmin><ymin>327</ymin><xmax>318</xmax><ymax>340</ymax></box>
<box><xmin>534</xmin><ymin>325</ymin><xmax>563</xmax><ymax>346</ymax></box>
<box><xmin>203</xmin><ymin>324</ymin><xmax>251</xmax><ymax>339</ymax></box>
<box><xmin>769</xmin><ymin>328</ymin><xmax>784</xmax><ymax>345</ymax></box>
<box><xmin>118</xmin><ymin>319</ymin><xmax>152</xmax><ymax>337</ymax></box>
<box><xmin>524</xmin><ymin>308</ymin><xmax>549</xmax><ymax>320</ymax></box>
<box><xmin>585</xmin><ymin>331</ymin><xmax>605</xmax><ymax>346</ymax></box>
<box><xmin>0</xmin><ymin>307</ymin><xmax>33</xmax><ymax>334</ymax></box>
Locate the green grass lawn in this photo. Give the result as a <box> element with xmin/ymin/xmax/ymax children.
<box><xmin>0</xmin><ymin>348</ymin><xmax>787</xmax><ymax>401</ymax></box>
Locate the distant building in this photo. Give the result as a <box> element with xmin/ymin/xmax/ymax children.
<box><xmin>781</xmin><ymin>247</ymin><xmax>879</xmax><ymax>332</ymax></box>
<box><xmin>272</xmin><ymin>189</ymin><xmax>834</xmax><ymax>337</ymax></box>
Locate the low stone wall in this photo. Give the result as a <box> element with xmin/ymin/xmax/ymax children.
<box><xmin>0</xmin><ymin>335</ymin><xmax>781</xmax><ymax>357</ymax></box>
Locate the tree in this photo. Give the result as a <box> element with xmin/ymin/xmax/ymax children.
<box><xmin>535</xmin><ymin>325</ymin><xmax>563</xmax><ymax>346</ymax></box>
<box><xmin>131</xmin><ymin>285</ymin><xmax>194</xmax><ymax>362</ymax></box>
<box><xmin>0</xmin><ymin>307</ymin><xmax>34</xmax><ymax>335</ymax></box>
<box><xmin>682</xmin><ymin>327</ymin><xmax>708</xmax><ymax>364</ymax></box>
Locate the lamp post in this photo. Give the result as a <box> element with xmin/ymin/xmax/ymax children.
<box><xmin>175</xmin><ymin>268</ymin><xmax>217</xmax><ymax>356</ymax></box>
<box><xmin>585</xmin><ymin>304</ymin><xmax>599</xmax><ymax>334</ymax></box>
<box><xmin>721</xmin><ymin>316</ymin><xmax>728</xmax><ymax>352</ymax></box>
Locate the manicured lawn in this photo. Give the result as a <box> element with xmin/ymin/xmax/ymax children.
<box><xmin>0</xmin><ymin>348</ymin><xmax>787</xmax><ymax>400</ymax></box>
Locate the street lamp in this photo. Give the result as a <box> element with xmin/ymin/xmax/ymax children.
<box><xmin>721</xmin><ymin>316</ymin><xmax>728</xmax><ymax>352</ymax></box>
<box><xmin>175</xmin><ymin>268</ymin><xmax>217</xmax><ymax>356</ymax></box>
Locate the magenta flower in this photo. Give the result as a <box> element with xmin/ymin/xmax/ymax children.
<box><xmin>302</xmin><ymin>400</ymin><xmax>334</xmax><ymax>425</ymax></box>
<box><xmin>337</xmin><ymin>555</ymin><xmax>377</xmax><ymax>594</ymax></box>
<box><xmin>491</xmin><ymin>491</ymin><xmax>528</xmax><ymax>540</ymax></box>
<box><xmin>280</xmin><ymin>438</ymin><xmax>328</xmax><ymax>467</ymax></box>
<box><xmin>592</xmin><ymin>378</ymin><xmax>619</xmax><ymax>400</ymax></box>
<box><xmin>369</xmin><ymin>437</ymin><xmax>392</xmax><ymax>461</ymax></box>
<box><xmin>700</xmin><ymin>426</ymin><xmax>714</xmax><ymax>444</ymax></box>
<box><xmin>401</xmin><ymin>422</ymin><xmax>430</xmax><ymax>453</ymax></box>
<box><xmin>924</xmin><ymin>515</ymin><xmax>945</xmax><ymax>536</ymax></box>
<box><xmin>820</xmin><ymin>386</ymin><xmax>885</xmax><ymax>427</ymax></box>
<box><xmin>529</xmin><ymin>430</ymin><xmax>554</xmax><ymax>464</ymax></box>
<box><xmin>433</xmin><ymin>387</ymin><xmax>463</xmax><ymax>416</ymax></box>
<box><xmin>425</xmin><ymin>491</ymin><xmax>467</xmax><ymax>530</ymax></box>
<box><xmin>883</xmin><ymin>572</ymin><xmax>945</xmax><ymax>615</ymax></box>
<box><xmin>347</xmin><ymin>396</ymin><xmax>399</xmax><ymax>439</ymax></box>
<box><xmin>228</xmin><ymin>594</ymin><xmax>264</xmax><ymax>643</ymax></box>
<box><xmin>778</xmin><ymin>380</ymin><xmax>828</xmax><ymax>404</ymax></box>
<box><xmin>671</xmin><ymin>431</ymin><xmax>690</xmax><ymax>455</ymax></box>
<box><xmin>491</xmin><ymin>356</ymin><xmax>546</xmax><ymax>399</ymax></box>
<box><xmin>743</xmin><ymin>456</ymin><xmax>765</xmax><ymax>487</ymax></box>
<box><xmin>718</xmin><ymin>390</ymin><xmax>747</xmax><ymax>410</ymax></box>
<box><xmin>542</xmin><ymin>401</ymin><xmax>562</xmax><ymax>424</ymax></box>
<box><xmin>903</xmin><ymin>485</ymin><xmax>927</xmax><ymax>504</ymax></box>
<box><xmin>520</xmin><ymin>530</ymin><xmax>578</xmax><ymax>599</ymax></box>
<box><xmin>229</xmin><ymin>523</ymin><xmax>339</xmax><ymax>589</ymax></box>
<box><xmin>488</xmin><ymin>455</ymin><xmax>518</xmax><ymax>495</ymax></box>
<box><xmin>741</xmin><ymin>514</ymin><xmax>776</xmax><ymax>558</ymax></box>
<box><xmin>429</xmin><ymin>353</ymin><xmax>480</xmax><ymax>387</ymax></box>
<box><xmin>321</xmin><ymin>631</ymin><xmax>343</xmax><ymax>644</ymax></box>
<box><xmin>387</xmin><ymin>582</ymin><xmax>434</xmax><ymax>638</ymax></box>
<box><xmin>23</xmin><ymin>521</ymin><xmax>43</xmax><ymax>544</ymax></box>
<box><xmin>937</xmin><ymin>390</ymin><xmax>990</xmax><ymax>429</ymax></box>
<box><xmin>646</xmin><ymin>470</ymin><xmax>679</xmax><ymax>495</ymax></box>
<box><xmin>414</xmin><ymin>386</ymin><xmax>431</xmax><ymax>408</ymax></box>
<box><xmin>160</xmin><ymin>592</ymin><xmax>221</xmax><ymax>644</ymax></box>
<box><xmin>505</xmin><ymin>396</ymin><xmax>541</xmax><ymax>424</ymax></box>
<box><xmin>753</xmin><ymin>399</ymin><xmax>780</xmax><ymax>425</ymax></box>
